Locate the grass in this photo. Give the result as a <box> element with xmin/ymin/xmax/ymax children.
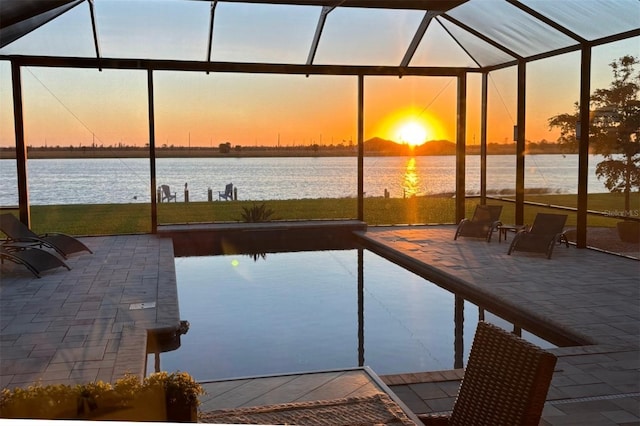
<box><xmin>524</xmin><ymin>192</ymin><xmax>637</xmax><ymax>214</ymax></box>
<box><xmin>2</xmin><ymin>192</ymin><xmax>636</xmax><ymax>236</ymax></box>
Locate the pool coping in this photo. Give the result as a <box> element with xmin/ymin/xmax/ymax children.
<box><xmin>355</xmin><ymin>231</ymin><xmax>592</xmax><ymax>347</ymax></box>
<box><xmin>158</xmin><ymin>219</ymin><xmax>367</xmax><ymax>256</ymax></box>
<box><xmin>358</xmin><ymin>225</ymin><xmax>639</xmax><ymax>347</ymax></box>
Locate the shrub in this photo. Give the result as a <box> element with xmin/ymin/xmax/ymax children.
<box><xmin>0</xmin><ymin>372</ymin><xmax>204</xmax><ymax>421</ymax></box>
<box><xmin>240</xmin><ymin>202</ymin><xmax>275</xmax><ymax>222</ymax></box>
<box><xmin>143</xmin><ymin>371</ymin><xmax>204</xmax><ymax>407</ymax></box>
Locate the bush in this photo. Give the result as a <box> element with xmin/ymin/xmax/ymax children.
<box><xmin>143</xmin><ymin>371</ymin><xmax>204</xmax><ymax>407</ymax></box>
<box><xmin>240</xmin><ymin>202</ymin><xmax>275</xmax><ymax>222</ymax></box>
<box><xmin>0</xmin><ymin>372</ymin><xmax>204</xmax><ymax>422</ymax></box>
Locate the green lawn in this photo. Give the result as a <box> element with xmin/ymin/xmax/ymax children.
<box><xmin>2</xmin><ymin>192</ymin><xmax>636</xmax><ymax>236</ymax></box>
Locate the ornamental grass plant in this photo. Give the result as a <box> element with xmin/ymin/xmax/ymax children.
<box><xmin>0</xmin><ymin>372</ymin><xmax>204</xmax><ymax>422</ymax></box>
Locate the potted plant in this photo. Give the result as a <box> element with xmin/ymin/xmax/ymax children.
<box><xmin>0</xmin><ymin>383</ymin><xmax>78</xmax><ymax>419</ymax></box>
<box><xmin>0</xmin><ymin>380</ymin><xmax>132</xmax><ymax>420</ymax></box>
<box><xmin>143</xmin><ymin>372</ymin><xmax>205</xmax><ymax>422</ymax></box>
<box><xmin>0</xmin><ymin>372</ymin><xmax>204</xmax><ymax>422</ymax></box>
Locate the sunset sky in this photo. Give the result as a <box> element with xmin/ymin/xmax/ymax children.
<box><xmin>0</xmin><ymin>1</ymin><xmax>637</xmax><ymax>149</ymax></box>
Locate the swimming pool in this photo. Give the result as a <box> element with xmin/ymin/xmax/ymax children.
<box><xmin>148</xmin><ymin>249</ymin><xmax>555</xmax><ymax>381</ymax></box>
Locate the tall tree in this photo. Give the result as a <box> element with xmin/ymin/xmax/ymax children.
<box><xmin>549</xmin><ymin>55</ymin><xmax>640</xmax><ymax>214</ymax></box>
<box><xmin>547</xmin><ymin>102</ymin><xmax>580</xmax><ymax>153</ymax></box>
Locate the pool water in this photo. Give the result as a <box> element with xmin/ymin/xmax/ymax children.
<box><xmin>148</xmin><ymin>249</ymin><xmax>555</xmax><ymax>381</ymax></box>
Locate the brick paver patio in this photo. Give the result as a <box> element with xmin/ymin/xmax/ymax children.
<box><xmin>0</xmin><ymin>234</ymin><xmax>178</xmax><ymax>389</ymax></box>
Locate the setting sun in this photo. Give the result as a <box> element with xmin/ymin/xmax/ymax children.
<box><xmin>373</xmin><ymin>106</ymin><xmax>442</xmax><ymax>146</ymax></box>
<box><xmin>397</xmin><ymin>121</ymin><xmax>429</xmax><ymax>146</ymax></box>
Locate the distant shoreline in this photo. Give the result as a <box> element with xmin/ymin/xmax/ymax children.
<box><xmin>0</xmin><ymin>145</ymin><xmax>572</xmax><ymax>159</ymax></box>
<box><xmin>0</xmin><ymin>147</ymin><xmax>355</xmax><ymax>159</ymax></box>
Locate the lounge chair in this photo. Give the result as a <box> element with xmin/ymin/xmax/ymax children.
<box><xmin>418</xmin><ymin>321</ymin><xmax>557</xmax><ymax>426</ymax></box>
<box><xmin>454</xmin><ymin>205</ymin><xmax>503</xmax><ymax>242</ymax></box>
<box><xmin>0</xmin><ymin>245</ymin><xmax>70</xmax><ymax>278</ymax></box>
<box><xmin>0</xmin><ymin>213</ymin><xmax>93</xmax><ymax>259</ymax></box>
<box><xmin>219</xmin><ymin>183</ymin><xmax>233</xmax><ymax>201</ymax></box>
<box><xmin>508</xmin><ymin>213</ymin><xmax>569</xmax><ymax>259</ymax></box>
<box><xmin>160</xmin><ymin>185</ymin><xmax>177</xmax><ymax>202</ymax></box>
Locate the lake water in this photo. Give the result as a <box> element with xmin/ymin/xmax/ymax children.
<box><xmin>149</xmin><ymin>249</ymin><xmax>555</xmax><ymax>381</ymax></box>
<box><xmin>0</xmin><ymin>154</ymin><xmax>609</xmax><ymax>206</ymax></box>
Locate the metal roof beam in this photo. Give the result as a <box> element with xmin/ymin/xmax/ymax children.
<box><xmin>206</xmin><ymin>1</ymin><xmax>218</xmax><ymax>72</ymax></box>
<box><xmin>3</xmin><ymin>54</ymin><xmax>475</xmax><ymax>77</ymax></box>
<box><xmin>87</xmin><ymin>0</ymin><xmax>102</xmax><ymax>70</ymax></box>
<box><xmin>0</xmin><ymin>0</ymin><xmax>84</xmax><ymax>48</ymax></box>
<box><xmin>435</xmin><ymin>16</ymin><xmax>481</xmax><ymax>68</ymax></box>
<box><xmin>506</xmin><ymin>0</ymin><xmax>587</xmax><ymax>43</ymax></box>
<box><xmin>400</xmin><ymin>10</ymin><xmax>439</xmax><ymax>68</ymax></box>
<box><xmin>438</xmin><ymin>14</ymin><xmax>522</xmax><ymax>61</ymax></box>
<box><xmin>480</xmin><ymin>28</ymin><xmax>640</xmax><ymax>73</ymax></box>
<box><xmin>592</xmin><ymin>28</ymin><xmax>640</xmax><ymax>47</ymax></box>
<box><xmin>481</xmin><ymin>44</ymin><xmax>579</xmax><ymax>73</ymax></box>
<box><xmin>200</xmin><ymin>0</ymin><xmax>469</xmax><ymax>11</ymax></box>
<box><xmin>307</xmin><ymin>5</ymin><xmax>334</xmax><ymax>65</ymax></box>
<box><xmin>1</xmin><ymin>0</ymin><xmax>79</xmax><ymax>27</ymax></box>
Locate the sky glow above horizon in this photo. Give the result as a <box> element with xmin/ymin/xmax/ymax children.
<box><xmin>0</xmin><ymin>0</ymin><xmax>637</xmax><ymax>149</ymax></box>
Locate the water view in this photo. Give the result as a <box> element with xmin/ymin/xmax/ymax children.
<box><xmin>149</xmin><ymin>249</ymin><xmax>555</xmax><ymax>381</ymax></box>
<box><xmin>0</xmin><ymin>154</ymin><xmax>610</xmax><ymax>206</ymax></box>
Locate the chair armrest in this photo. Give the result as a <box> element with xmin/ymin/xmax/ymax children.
<box><xmin>5</xmin><ymin>236</ymin><xmax>42</xmax><ymax>245</ymax></box>
<box><xmin>41</xmin><ymin>232</ymin><xmax>76</xmax><ymax>238</ymax></box>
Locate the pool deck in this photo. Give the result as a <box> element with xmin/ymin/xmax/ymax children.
<box><xmin>0</xmin><ymin>225</ymin><xmax>638</xmax><ymax>425</ymax></box>
<box><xmin>0</xmin><ymin>234</ymin><xmax>179</xmax><ymax>388</ymax></box>
<box><xmin>361</xmin><ymin>226</ymin><xmax>639</xmax><ymax>426</ymax></box>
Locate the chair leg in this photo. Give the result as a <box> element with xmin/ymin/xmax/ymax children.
<box><xmin>547</xmin><ymin>240</ymin><xmax>556</xmax><ymax>259</ymax></box>
<box><xmin>559</xmin><ymin>233</ymin><xmax>569</xmax><ymax>247</ymax></box>
<box><xmin>454</xmin><ymin>220</ymin><xmax>467</xmax><ymax>240</ymax></box>
<box><xmin>486</xmin><ymin>226</ymin><xmax>496</xmax><ymax>242</ymax></box>
<box><xmin>487</xmin><ymin>221</ymin><xmax>501</xmax><ymax>243</ymax></box>
<box><xmin>507</xmin><ymin>234</ymin><xmax>520</xmax><ymax>255</ymax></box>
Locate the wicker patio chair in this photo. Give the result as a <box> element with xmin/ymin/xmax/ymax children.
<box><xmin>418</xmin><ymin>321</ymin><xmax>557</xmax><ymax>426</ymax></box>
<box><xmin>454</xmin><ymin>204</ymin><xmax>503</xmax><ymax>242</ymax></box>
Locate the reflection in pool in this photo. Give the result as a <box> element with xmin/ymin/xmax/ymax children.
<box><xmin>148</xmin><ymin>249</ymin><xmax>555</xmax><ymax>381</ymax></box>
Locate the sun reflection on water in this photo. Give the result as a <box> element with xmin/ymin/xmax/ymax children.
<box><xmin>402</xmin><ymin>157</ymin><xmax>421</xmax><ymax>198</ymax></box>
